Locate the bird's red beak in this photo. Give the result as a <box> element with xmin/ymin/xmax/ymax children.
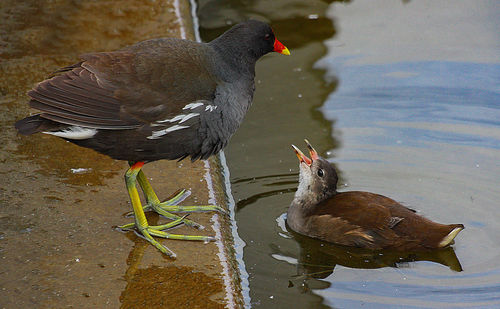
<box><xmin>273</xmin><ymin>38</ymin><xmax>290</xmax><ymax>55</ymax></box>
<box><xmin>292</xmin><ymin>145</ymin><xmax>312</xmax><ymax>166</ymax></box>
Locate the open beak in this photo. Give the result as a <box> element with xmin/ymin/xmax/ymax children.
<box><xmin>292</xmin><ymin>139</ymin><xmax>320</xmax><ymax>166</ymax></box>
<box><xmin>304</xmin><ymin>139</ymin><xmax>319</xmax><ymax>161</ymax></box>
<box><xmin>273</xmin><ymin>38</ymin><xmax>290</xmax><ymax>55</ymax></box>
<box><xmin>292</xmin><ymin>145</ymin><xmax>312</xmax><ymax>166</ymax></box>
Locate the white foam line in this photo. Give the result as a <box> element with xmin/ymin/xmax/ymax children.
<box><xmin>188</xmin><ymin>0</ymin><xmax>202</xmax><ymax>42</ymax></box>
<box><xmin>204</xmin><ymin>160</ymin><xmax>235</xmax><ymax>309</ymax></box>
<box><xmin>173</xmin><ymin>0</ymin><xmax>187</xmax><ymax>39</ymax></box>
<box><xmin>218</xmin><ymin>151</ymin><xmax>251</xmax><ymax>308</ymax></box>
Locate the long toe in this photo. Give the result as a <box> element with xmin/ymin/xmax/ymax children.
<box><xmin>137</xmin><ymin>228</ymin><xmax>177</xmax><ymax>258</ymax></box>
<box><xmin>147</xmin><ymin>228</ymin><xmax>216</xmax><ymax>243</ymax></box>
<box><xmin>156</xmin><ymin>204</ymin><xmax>227</xmax><ymax>215</ymax></box>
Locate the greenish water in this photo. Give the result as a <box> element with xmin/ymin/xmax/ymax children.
<box><xmin>197</xmin><ymin>0</ymin><xmax>500</xmax><ymax>308</ymax></box>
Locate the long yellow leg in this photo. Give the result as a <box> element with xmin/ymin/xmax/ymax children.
<box><xmin>119</xmin><ymin>162</ymin><xmax>216</xmax><ymax>257</ymax></box>
<box><xmin>133</xmin><ymin>162</ymin><xmax>227</xmax><ymax>227</ymax></box>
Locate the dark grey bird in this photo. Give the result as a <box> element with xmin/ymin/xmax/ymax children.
<box><xmin>15</xmin><ymin>20</ymin><xmax>290</xmax><ymax>257</ymax></box>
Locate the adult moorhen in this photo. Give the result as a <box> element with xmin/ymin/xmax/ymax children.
<box><xmin>15</xmin><ymin>20</ymin><xmax>289</xmax><ymax>257</ymax></box>
<box><xmin>288</xmin><ymin>140</ymin><xmax>464</xmax><ymax>251</ymax></box>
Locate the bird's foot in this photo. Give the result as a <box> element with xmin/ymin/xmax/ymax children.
<box><xmin>142</xmin><ymin>189</ymin><xmax>205</xmax><ymax>229</ymax></box>
<box><xmin>124</xmin><ymin>163</ymin><xmax>224</xmax><ymax>257</ymax></box>
<box><xmin>118</xmin><ymin>214</ymin><xmax>187</xmax><ymax>231</ymax></box>
<box><xmin>143</xmin><ymin>189</ymin><xmax>227</xmax><ymax>230</ymax></box>
<box><xmin>154</xmin><ymin>199</ymin><xmax>228</xmax><ymax>217</ymax></box>
<box><xmin>118</xmin><ymin>215</ymin><xmax>216</xmax><ymax>258</ymax></box>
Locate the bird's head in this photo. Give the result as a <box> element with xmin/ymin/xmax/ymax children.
<box><xmin>291</xmin><ymin>139</ymin><xmax>338</xmax><ymax>204</ymax></box>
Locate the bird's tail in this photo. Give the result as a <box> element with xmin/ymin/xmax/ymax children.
<box><xmin>438</xmin><ymin>224</ymin><xmax>464</xmax><ymax>247</ymax></box>
<box><xmin>15</xmin><ymin>114</ymin><xmax>45</xmax><ymax>135</ymax></box>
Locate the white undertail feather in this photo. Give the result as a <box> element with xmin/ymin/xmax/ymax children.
<box><xmin>438</xmin><ymin>226</ymin><xmax>464</xmax><ymax>247</ymax></box>
<box><xmin>43</xmin><ymin>126</ymin><xmax>97</xmax><ymax>140</ymax></box>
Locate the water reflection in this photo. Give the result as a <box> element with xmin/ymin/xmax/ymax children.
<box><xmin>197</xmin><ymin>0</ymin><xmax>338</xmax><ymax>49</ymax></box>
<box><xmin>14</xmin><ymin>135</ymin><xmax>121</xmax><ymax>186</ymax></box>
<box><xmin>120</xmin><ymin>226</ymin><xmax>225</xmax><ymax>308</ymax></box>
<box><xmin>285</xmin><ymin>229</ymin><xmax>462</xmax><ymax>289</ymax></box>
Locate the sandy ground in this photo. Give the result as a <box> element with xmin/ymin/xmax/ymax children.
<box><xmin>0</xmin><ymin>0</ymin><xmax>241</xmax><ymax>308</ymax></box>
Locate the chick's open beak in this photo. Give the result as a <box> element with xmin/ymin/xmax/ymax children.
<box><xmin>292</xmin><ymin>145</ymin><xmax>312</xmax><ymax>166</ymax></box>
<box><xmin>304</xmin><ymin>139</ymin><xmax>319</xmax><ymax>160</ymax></box>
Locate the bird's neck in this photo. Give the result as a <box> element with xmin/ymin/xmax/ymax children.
<box><xmin>291</xmin><ymin>194</ymin><xmax>321</xmax><ymax>214</ymax></box>
<box><xmin>209</xmin><ymin>40</ymin><xmax>257</xmax><ymax>78</ymax></box>
<box><xmin>291</xmin><ymin>182</ymin><xmax>337</xmax><ymax>214</ymax></box>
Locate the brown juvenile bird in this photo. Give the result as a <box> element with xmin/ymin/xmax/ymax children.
<box><xmin>288</xmin><ymin>140</ymin><xmax>464</xmax><ymax>251</ymax></box>
<box><xmin>15</xmin><ymin>20</ymin><xmax>289</xmax><ymax>257</ymax></box>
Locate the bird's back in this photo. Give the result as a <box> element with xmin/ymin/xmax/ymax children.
<box><xmin>298</xmin><ymin>191</ymin><xmax>464</xmax><ymax>250</ymax></box>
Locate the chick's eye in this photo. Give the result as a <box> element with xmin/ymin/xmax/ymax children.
<box><xmin>317</xmin><ymin>169</ymin><xmax>324</xmax><ymax>177</ymax></box>
<box><xmin>264</xmin><ymin>33</ymin><xmax>271</xmax><ymax>40</ymax></box>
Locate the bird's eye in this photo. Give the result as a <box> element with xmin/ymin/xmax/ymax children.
<box><xmin>317</xmin><ymin>169</ymin><xmax>324</xmax><ymax>177</ymax></box>
<box><xmin>264</xmin><ymin>33</ymin><xmax>271</xmax><ymax>40</ymax></box>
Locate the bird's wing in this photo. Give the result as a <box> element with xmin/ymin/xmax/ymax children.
<box><xmin>29</xmin><ymin>39</ymin><xmax>218</xmax><ymax>130</ymax></box>
<box><xmin>316</xmin><ymin>192</ymin><xmax>397</xmax><ymax>230</ymax></box>
<box><xmin>309</xmin><ymin>215</ymin><xmax>380</xmax><ymax>248</ymax></box>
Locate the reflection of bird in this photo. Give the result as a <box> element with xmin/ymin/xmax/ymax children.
<box><xmin>288</xmin><ymin>140</ymin><xmax>464</xmax><ymax>251</ymax></box>
<box><xmin>286</xmin><ymin>227</ymin><xmax>463</xmax><ymax>285</ymax></box>
<box><xmin>14</xmin><ymin>20</ymin><xmax>289</xmax><ymax>257</ymax></box>
<box><xmin>120</xmin><ymin>224</ymin><xmax>225</xmax><ymax>308</ymax></box>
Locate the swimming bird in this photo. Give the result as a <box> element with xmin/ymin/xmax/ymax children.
<box><xmin>288</xmin><ymin>140</ymin><xmax>464</xmax><ymax>251</ymax></box>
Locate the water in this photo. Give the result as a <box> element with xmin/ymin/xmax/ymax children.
<box><xmin>197</xmin><ymin>0</ymin><xmax>500</xmax><ymax>307</ymax></box>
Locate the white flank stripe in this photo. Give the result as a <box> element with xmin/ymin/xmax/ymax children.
<box><xmin>205</xmin><ymin>105</ymin><xmax>218</xmax><ymax>112</ymax></box>
<box><xmin>154</xmin><ymin>113</ymin><xmax>199</xmax><ymax>126</ymax></box>
<box><xmin>146</xmin><ymin>125</ymin><xmax>189</xmax><ymax>139</ymax></box>
<box><xmin>183</xmin><ymin>102</ymin><xmax>204</xmax><ymax>110</ymax></box>
<box><xmin>43</xmin><ymin>126</ymin><xmax>97</xmax><ymax>140</ymax></box>
<box><xmin>164</xmin><ymin>124</ymin><xmax>189</xmax><ymax>132</ymax></box>
<box><xmin>179</xmin><ymin>113</ymin><xmax>199</xmax><ymax>123</ymax></box>
<box><xmin>156</xmin><ymin>114</ymin><xmax>185</xmax><ymax>123</ymax></box>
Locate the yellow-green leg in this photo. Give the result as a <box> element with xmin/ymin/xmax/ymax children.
<box><xmin>119</xmin><ymin>162</ymin><xmax>216</xmax><ymax>258</ymax></box>
<box><xmin>136</xmin><ymin>167</ymin><xmax>226</xmax><ymax>211</ymax></box>
<box><xmin>132</xmin><ymin>162</ymin><xmax>226</xmax><ymax>227</ymax></box>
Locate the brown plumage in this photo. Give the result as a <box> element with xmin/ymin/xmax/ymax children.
<box><xmin>287</xmin><ymin>140</ymin><xmax>464</xmax><ymax>251</ymax></box>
